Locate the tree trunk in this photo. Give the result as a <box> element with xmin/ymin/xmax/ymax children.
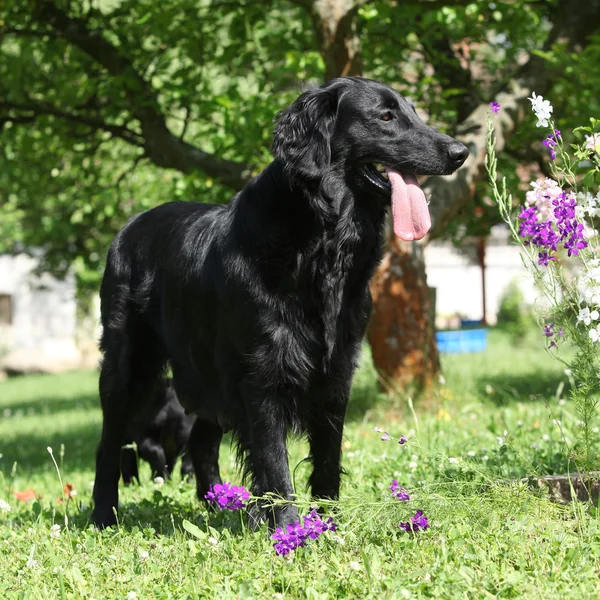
<box><xmin>305</xmin><ymin>0</ymin><xmax>363</xmax><ymax>80</ymax></box>
<box><xmin>367</xmin><ymin>237</ymin><xmax>440</xmax><ymax>393</ymax></box>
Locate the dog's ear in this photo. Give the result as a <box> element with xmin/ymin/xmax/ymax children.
<box><xmin>272</xmin><ymin>86</ymin><xmax>339</xmax><ymax>180</ymax></box>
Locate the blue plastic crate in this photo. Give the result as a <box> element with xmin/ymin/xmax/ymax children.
<box><xmin>436</xmin><ymin>328</ymin><xmax>488</xmax><ymax>353</ymax></box>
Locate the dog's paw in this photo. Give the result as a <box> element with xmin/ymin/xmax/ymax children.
<box><xmin>247</xmin><ymin>501</ymin><xmax>299</xmax><ymax>532</ymax></box>
<box><xmin>91</xmin><ymin>506</ymin><xmax>118</xmax><ymax>530</ymax></box>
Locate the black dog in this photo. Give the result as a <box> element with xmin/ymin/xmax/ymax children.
<box><xmin>92</xmin><ymin>77</ymin><xmax>468</xmax><ymax>529</ymax></box>
<box><xmin>120</xmin><ymin>379</ymin><xmax>195</xmax><ymax>484</ymax></box>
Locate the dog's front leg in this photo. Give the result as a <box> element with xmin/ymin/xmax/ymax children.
<box><xmin>307</xmin><ymin>380</ymin><xmax>350</xmax><ymax>501</ymax></box>
<box><xmin>239</xmin><ymin>379</ymin><xmax>298</xmax><ymax>531</ymax></box>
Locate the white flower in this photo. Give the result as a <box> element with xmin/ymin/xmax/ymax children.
<box><xmin>578</xmin><ymin>307</ymin><xmax>599</xmax><ymax>326</ymax></box>
<box><xmin>467</xmin><ymin>450</ymin><xmax>476</xmax><ymax>457</ymax></box>
<box><xmin>448</xmin><ymin>457</ymin><xmax>459</xmax><ymax>464</ymax></box>
<box><xmin>26</xmin><ymin>558</ymin><xmax>38</xmax><ymax>568</ymax></box>
<box><xmin>0</xmin><ymin>500</ymin><xmax>11</xmax><ymax>514</ymax></box>
<box><xmin>127</xmin><ymin>593</ymin><xmax>138</xmax><ymax>600</ymax></box>
<box><xmin>482</xmin><ymin>455</ymin><xmax>489</xmax><ymax>461</ymax></box>
<box><xmin>577</xmin><ymin>191</ymin><xmax>600</xmax><ymax>218</ymax></box>
<box><xmin>485</xmin><ymin>384</ymin><xmax>494</xmax><ymax>395</ymax></box>
<box><xmin>497</xmin><ymin>437</ymin><xmax>504</xmax><ymax>445</ymax></box>
<box><xmin>349</xmin><ymin>561</ymin><xmax>361</xmax><ymax>571</ymax></box>
<box><xmin>401</xmin><ymin>590</ymin><xmax>411</xmax><ymax>599</ymax></box>
<box><xmin>153</xmin><ymin>476</ymin><xmax>164</xmax><ymax>487</ymax></box>
<box><xmin>208</xmin><ymin>537</ymin><xmax>218</xmax><ymax>546</ymax></box>
<box><xmin>50</xmin><ymin>524</ymin><xmax>61</xmax><ymax>538</ymax></box>
<box><xmin>585</xmin><ymin>133</ymin><xmax>600</xmax><ymax>154</ymax></box>
<box><xmin>542</xmin><ymin>434</ymin><xmax>550</xmax><ymax>442</ymax></box>
<box><xmin>559</xmin><ymin>399</ymin><xmax>567</xmax><ymax>406</ymax></box>
<box><xmin>409</xmin><ymin>461</ymin><xmax>418</xmax><ymax>470</ymax></box>
<box><xmin>137</xmin><ymin>548</ymin><xmax>149</xmax><ymax>560</ymax></box>
<box><xmin>589</xmin><ymin>324</ymin><xmax>600</xmax><ymax>342</ymax></box>
<box><xmin>423</xmin><ymin>573</ymin><xmax>432</xmax><ymax>582</ymax></box>
<box><xmin>528</xmin><ymin>92</ymin><xmax>553</xmax><ymax>127</ymax></box>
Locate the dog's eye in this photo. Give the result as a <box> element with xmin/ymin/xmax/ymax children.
<box><xmin>380</xmin><ymin>111</ymin><xmax>394</xmax><ymax>122</ymax></box>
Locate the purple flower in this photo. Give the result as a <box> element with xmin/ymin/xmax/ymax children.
<box><xmin>398</xmin><ymin>435</ymin><xmax>408</xmax><ymax>445</ymax></box>
<box><xmin>389</xmin><ymin>480</ymin><xmax>410</xmax><ymax>501</ymax></box>
<box><xmin>542</xmin><ymin>131</ymin><xmax>561</xmax><ymax>161</ymax></box>
<box><xmin>204</xmin><ymin>482</ymin><xmax>250</xmax><ymax>511</ymax></box>
<box><xmin>490</xmin><ymin>101</ymin><xmax>501</xmax><ymax>114</ymax></box>
<box><xmin>399</xmin><ymin>510</ymin><xmax>430</xmax><ymax>533</ymax></box>
<box><xmin>519</xmin><ymin>187</ymin><xmax>588</xmax><ymax>265</ymax></box>
<box><xmin>272</xmin><ymin>510</ymin><xmax>338</xmax><ymax>555</ymax></box>
<box><xmin>546</xmin><ymin>324</ymin><xmax>564</xmax><ymax>347</ymax></box>
<box><xmin>272</xmin><ymin>522</ymin><xmax>308</xmax><ymax>556</ymax></box>
<box><xmin>381</xmin><ymin>432</ymin><xmax>391</xmax><ymax>441</ymax></box>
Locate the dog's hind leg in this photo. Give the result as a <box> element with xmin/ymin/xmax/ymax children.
<box><xmin>92</xmin><ymin>322</ymin><xmax>166</xmax><ymax>529</ymax></box>
<box><xmin>180</xmin><ymin>450</ymin><xmax>195</xmax><ymax>481</ymax></box>
<box><xmin>188</xmin><ymin>418</ymin><xmax>222</xmax><ymax>501</ymax></box>
<box><xmin>120</xmin><ymin>444</ymin><xmax>140</xmax><ymax>485</ymax></box>
<box><xmin>138</xmin><ymin>438</ymin><xmax>169</xmax><ymax>480</ymax></box>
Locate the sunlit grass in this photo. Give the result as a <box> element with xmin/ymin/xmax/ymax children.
<box><xmin>1</xmin><ymin>331</ymin><xmax>599</xmax><ymax>599</ymax></box>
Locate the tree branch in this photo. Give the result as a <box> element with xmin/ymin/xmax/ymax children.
<box><xmin>33</xmin><ymin>0</ymin><xmax>252</xmax><ymax>189</ymax></box>
<box><xmin>293</xmin><ymin>0</ymin><xmax>364</xmax><ymax>79</ymax></box>
<box><xmin>0</xmin><ymin>98</ymin><xmax>143</xmax><ymax>145</ymax></box>
<box><xmin>426</xmin><ymin>0</ymin><xmax>600</xmax><ymax>240</ymax></box>
<box><xmin>419</xmin><ymin>34</ymin><xmax>480</xmax><ymax>122</ymax></box>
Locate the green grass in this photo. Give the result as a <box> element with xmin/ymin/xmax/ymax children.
<box><xmin>1</xmin><ymin>330</ymin><xmax>600</xmax><ymax>599</ymax></box>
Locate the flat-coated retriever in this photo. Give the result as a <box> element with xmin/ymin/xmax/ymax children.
<box><xmin>120</xmin><ymin>379</ymin><xmax>195</xmax><ymax>484</ymax></box>
<box><xmin>92</xmin><ymin>77</ymin><xmax>468</xmax><ymax>529</ymax></box>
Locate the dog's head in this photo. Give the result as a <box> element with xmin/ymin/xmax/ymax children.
<box><xmin>273</xmin><ymin>77</ymin><xmax>469</xmax><ymax>241</ymax></box>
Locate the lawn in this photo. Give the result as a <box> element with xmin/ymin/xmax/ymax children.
<box><xmin>1</xmin><ymin>330</ymin><xmax>599</xmax><ymax>599</ymax></box>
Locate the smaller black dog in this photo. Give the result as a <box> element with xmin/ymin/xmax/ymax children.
<box><xmin>120</xmin><ymin>379</ymin><xmax>195</xmax><ymax>484</ymax></box>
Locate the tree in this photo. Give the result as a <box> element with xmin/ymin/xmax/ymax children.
<box><xmin>2</xmin><ymin>0</ymin><xmax>600</xmax><ymax>389</ymax></box>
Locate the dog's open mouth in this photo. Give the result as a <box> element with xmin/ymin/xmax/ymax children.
<box><xmin>360</xmin><ymin>163</ymin><xmax>432</xmax><ymax>242</ymax></box>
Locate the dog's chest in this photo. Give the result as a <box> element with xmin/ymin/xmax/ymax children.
<box><xmin>258</xmin><ymin>236</ymin><xmax>371</xmax><ymax>387</ymax></box>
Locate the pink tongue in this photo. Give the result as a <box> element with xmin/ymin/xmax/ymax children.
<box><xmin>386</xmin><ymin>169</ymin><xmax>431</xmax><ymax>241</ymax></box>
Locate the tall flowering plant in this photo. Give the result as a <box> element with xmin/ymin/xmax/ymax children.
<box><xmin>485</xmin><ymin>98</ymin><xmax>600</xmax><ymax>473</ymax></box>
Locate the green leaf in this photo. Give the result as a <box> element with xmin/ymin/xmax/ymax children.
<box><xmin>182</xmin><ymin>519</ymin><xmax>206</xmax><ymax>540</ymax></box>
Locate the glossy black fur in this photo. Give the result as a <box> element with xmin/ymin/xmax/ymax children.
<box><xmin>120</xmin><ymin>379</ymin><xmax>195</xmax><ymax>484</ymax></box>
<box><xmin>92</xmin><ymin>77</ymin><xmax>468</xmax><ymax>529</ymax></box>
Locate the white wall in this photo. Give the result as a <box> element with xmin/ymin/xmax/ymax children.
<box><xmin>0</xmin><ymin>254</ymin><xmax>81</xmax><ymax>369</ymax></box>
<box><xmin>425</xmin><ymin>238</ymin><xmax>540</xmax><ymax>326</ymax></box>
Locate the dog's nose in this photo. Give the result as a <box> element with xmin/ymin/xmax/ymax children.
<box><xmin>448</xmin><ymin>142</ymin><xmax>469</xmax><ymax>165</ymax></box>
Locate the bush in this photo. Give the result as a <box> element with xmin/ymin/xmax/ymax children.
<box><xmin>496</xmin><ymin>280</ymin><xmax>535</xmax><ymax>342</ymax></box>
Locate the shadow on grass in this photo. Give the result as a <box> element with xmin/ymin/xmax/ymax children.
<box><xmin>1</xmin><ymin>393</ymin><xmax>99</xmax><ymax>417</ymax></box>
<box><xmin>0</xmin><ymin>420</ymin><xmax>101</xmax><ymax>476</ymax></box>
<box><xmin>475</xmin><ymin>370</ymin><xmax>569</xmax><ymax>406</ymax></box>
<box><xmin>8</xmin><ymin>486</ymin><xmax>260</xmax><ymax>539</ymax></box>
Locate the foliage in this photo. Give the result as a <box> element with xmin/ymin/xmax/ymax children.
<box><xmin>496</xmin><ymin>279</ymin><xmax>536</xmax><ymax>343</ymax></box>
<box><xmin>2</xmin><ymin>333</ymin><xmax>599</xmax><ymax>598</ymax></box>
<box><xmin>2</xmin><ymin>0</ymin><xmax>600</xmax><ymax>296</ymax></box>
<box><xmin>486</xmin><ymin>98</ymin><xmax>600</xmax><ymax>473</ymax></box>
